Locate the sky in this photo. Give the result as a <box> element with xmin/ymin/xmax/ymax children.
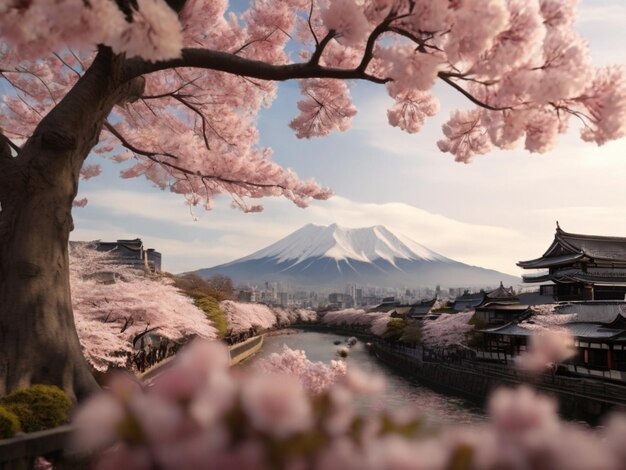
<box><xmin>72</xmin><ymin>0</ymin><xmax>626</xmax><ymax>278</ymax></box>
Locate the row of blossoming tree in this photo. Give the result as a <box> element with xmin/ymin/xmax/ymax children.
<box><xmin>69</xmin><ymin>243</ymin><xmax>318</xmax><ymax>373</ymax></box>
<box><xmin>1</xmin><ymin>0</ymin><xmax>624</xmax><ymax>402</ymax></box>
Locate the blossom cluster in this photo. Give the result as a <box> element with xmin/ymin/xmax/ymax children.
<box><xmin>70</xmin><ymin>243</ymin><xmax>217</xmax><ymax>371</ymax></box>
<box><xmin>73</xmin><ymin>340</ymin><xmax>626</xmax><ymax>470</ymax></box>
<box><xmin>1</xmin><ymin>0</ymin><xmax>624</xmax><ymax>217</ymax></box>
<box><xmin>0</xmin><ymin>0</ymin><xmax>182</xmax><ymax>61</ymax></box>
<box><xmin>220</xmin><ymin>301</ymin><xmax>317</xmax><ymax>335</ymax></box>
<box><xmin>514</xmin><ymin>309</ymin><xmax>578</xmax><ymax>373</ymax></box>
<box><xmin>320</xmin><ymin>309</ymin><xmax>391</xmax><ymax>336</ymax></box>
<box><xmin>255</xmin><ymin>345</ymin><xmax>347</xmax><ymax>394</ymax></box>
<box><xmin>421</xmin><ymin>311</ymin><xmax>475</xmax><ymax>348</ymax></box>
<box><xmin>514</xmin><ymin>329</ymin><xmax>576</xmax><ymax>373</ymax></box>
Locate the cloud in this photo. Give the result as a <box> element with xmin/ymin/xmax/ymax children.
<box><xmin>576</xmin><ymin>2</ymin><xmax>626</xmax><ymax>25</ymax></box>
<box><xmin>74</xmin><ymin>188</ymin><xmax>535</xmax><ymax>276</ymax></box>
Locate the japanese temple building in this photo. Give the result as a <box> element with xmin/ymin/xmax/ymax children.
<box><xmin>389</xmin><ymin>298</ymin><xmax>438</xmax><ymax>320</ymax></box>
<box><xmin>477</xmin><ymin>303</ymin><xmax>626</xmax><ymax>382</ymax></box>
<box><xmin>517</xmin><ymin>223</ymin><xmax>626</xmax><ymax>301</ymax></box>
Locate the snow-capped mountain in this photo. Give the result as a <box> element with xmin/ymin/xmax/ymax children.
<box><xmin>193</xmin><ymin>224</ymin><xmax>520</xmax><ymax>288</ymax></box>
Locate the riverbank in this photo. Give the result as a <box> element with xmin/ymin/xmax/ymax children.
<box><xmin>371</xmin><ymin>341</ymin><xmax>626</xmax><ymax>423</ymax></box>
<box><xmin>286</xmin><ymin>324</ymin><xmax>626</xmax><ymax>423</ymax></box>
<box><xmin>229</xmin><ymin>335</ymin><xmax>264</xmax><ymax>365</ymax></box>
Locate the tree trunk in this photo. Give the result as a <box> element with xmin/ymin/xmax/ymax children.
<box><xmin>0</xmin><ymin>185</ymin><xmax>99</xmax><ymax>401</ymax></box>
<box><xmin>0</xmin><ymin>48</ymin><xmax>144</xmax><ymax>401</ymax></box>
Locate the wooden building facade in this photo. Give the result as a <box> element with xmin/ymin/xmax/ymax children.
<box><xmin>518</xmin><ymin>223</ymin><xmax>626</xmax><ymax>301</ymax></box>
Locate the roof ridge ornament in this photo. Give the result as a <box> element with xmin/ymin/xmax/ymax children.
<box><xmin>556</xmin><ymin>220</ymin><xmax>561</xmax><ymax>231</ymax></box>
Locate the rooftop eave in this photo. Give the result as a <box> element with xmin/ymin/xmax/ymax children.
<box><xmin>517</xmin><ymin>252</ymin><xmax>585</xmax><ymax>269</ymax></box>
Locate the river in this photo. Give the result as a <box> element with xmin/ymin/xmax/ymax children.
<box><xmin>251</xmin><ymin>330</ymin><xmax>485</xmax><ymax>425</ymax></box>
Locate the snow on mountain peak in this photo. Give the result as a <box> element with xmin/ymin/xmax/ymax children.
<box><xmin>236</xmin><ymin>224</ymin><xmax>447</xmax><ymax>265</ymax></box>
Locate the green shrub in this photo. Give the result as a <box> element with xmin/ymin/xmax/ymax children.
<box><xmin>1</xmin><ymin>385</ymin><xmax>71</xmax><ymax>432</ymax></box>
<box><xmin>3</xmin><ymin>402</ymin><xmax>35</xmax><ymax>433</ymax></box>
<box><xmin>383</xmin><ymin>318</ymin><xmax>407</xmax><ymax>342</ymax></box>
<box><xmin>0</xmin><ymin>406</ymin><xmax>20</xmax><ymax>439</ymax></box>
<box><xmin>400</xmin><ymin>321</ymin><xmax>422</xmax><ymax>345</ymax></box>
<box><xmin>195</xmin><ymin>296</ymin><xmax>229</xmax><ymax>338</ymax></box>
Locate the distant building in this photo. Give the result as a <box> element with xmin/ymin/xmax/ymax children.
<box><xmin>94</xmin><ymin>238</ymin><xmax>161</xmax><ymax>273</ymax></box>
<box><xmin>367</xmin><ymin>297</ymin><xmax>400</xmax><ymax>313</ymax></box>
<box><xmin>518</xmin><ymin>223</ymin><xmax>626</xmax><ymax>301</ymax></box>
<box><xmin>453</xmin><ymin>290</ymin><xmax>486</xmax><ymax>311</ymax></box>
<box><xmin>389</xmin><ymin>297</ymin><xmax>438</xmax><ymax>320</ymax></box>
<box><xmin>238</xmin><ymin>289</ymin><xmax>253</xmax><ymax>302</ymax></box>
<box><xmin>328</xmin><ymin>293</ymin><xmax>353</xmax><ymax>309</ymax></box>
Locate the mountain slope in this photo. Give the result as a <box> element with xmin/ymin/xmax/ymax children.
<box><xmin>194</xmin><ymin>224</ymin><xmax>520</xmax><ymax>288</ymax></box>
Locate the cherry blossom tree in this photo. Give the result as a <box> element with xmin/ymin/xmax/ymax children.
<box><xmin>1</xmin><ymin>0</ymin><xmax>625</xmax><ymax>399</ymax></box>
<box><xmin>321</xmin><ymin>308</ymin><xmax>391</xmax><ymax>335</ymax></box>
<box><xmin>220</xmin><ymin>300</ymin><xmax>317</xmax><ymax>337</ymax></box>
<box><xmin>255</xmin><ymin>345</ymin><xmax>347</xmax><ymax>394</ymax></box>
<box><xmin>70</xmin><ymin>243</ymin><xmax>217</xmax><ymax>372</ymax></box>
<box><xmin>421</xmin><ymin>311</ymin><xmax>474</xmax><ymax>348</ymax></box>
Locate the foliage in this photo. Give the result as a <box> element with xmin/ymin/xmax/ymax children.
<box><xmin>0</xmin><ymin>385</ymin><xmax>71</xmax><ymax>433</ymax></box>
<box><xmin>173</xmin><ymin>274</ymin><xmax>234</xmax><ymax>302</ymax></box>
<box><xmin>194</xmin><ymin>296</ymin><xmax>229</xmax><ymax>338</ymax></box>
<box><xmin>220</xmin><ymin>301</ymin><xmax>317</xmax><ymax>336</ymax></box>
<box><xmin>1</xmin><ymin>0</ymin><xmax>625</xmax><ymax>212</ymax></box>
<box><xmin>421</xmin><ymin>311</ymin><xmax>475</xmax><ymax>349</ymax></box>
<box><xmin>256</xmin><ymin>346</ymin><xmax>347</xmax><ymax>394</ymax></box>
<box><xmin>72</xmin><ymin>340</ymin><xmax>626</xmax><ymax>469</ymax></box>
<box><xmin>321</xmin><ymin>309</ymin><xmax>391</xmax><ymax>336</ymax></box>
<box><xmin>513</xmin><ymin>311</ymin><xmax>577</xmax><ymax>372</ymax></box>
<box><xmin>399</xmin><ymin>321</ymin><xmax>422</xmax><ymax>345</ymax></box>
<box><xmin>70</xmin><ymin>243</ymin><xmax>217</xmax><ymax>371</ymax></box>
<box><xmin>466</xmin><ymin>315</ymin><xmax>488</xmax><ymax>349</ymax></box>
<box><xmin>0</xmin><ymin>405</ymin><xmax>20</xmax><ymax>439</ymax></box>
<box><xmin>382</xmin><ymin>318</ymin><xmax>406</xmax><ymax>342</ymax></box>
<box><xmin>515</xmin><ymin>330</ymin><xmax>576</xmax><ymax>373</ymax></box>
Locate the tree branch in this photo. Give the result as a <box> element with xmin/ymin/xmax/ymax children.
<box><xmin>357</xmin><ymin>13</ymin><xmax>411</xmax><ymax>74</ymax></box>
<box><xmin>104</xmin><ymin>122</ymin><xmax>293</xmax><ymax>191</ymax></box>
<box><xmin>0</xmin><ymin>133</ymin><xmax>20</xmax><ymax>156</ymax></box>
<box><xmin>309</xmin><ymin>31</ymin><xmax>336</xmax><ymax>66</ymax></box>
<box><xmin>104</xmin><ymin>121</ymin><xmax>179</xmax><ymax>160</ymax></box>
<box><xmin>307</xmin><ymin>0</ymin><xmax>319</xmax><ymax>46</ymax></box>
<box><xmin>123</xmin><ymin>48</ymin><xmax>389</xmax><ymax>84</ymax></box>
<box><xmin>437</xmin><ymin>73</ymin><xmax>511</xmax><ymax>112</ymax></box>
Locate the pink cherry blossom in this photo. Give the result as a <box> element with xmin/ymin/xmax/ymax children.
<box><xmin>320</xmin><ymin>308</ymin><xmax>391</xmax><ymax>336</ymax></box>
<box><xmin>421</xmin><ymin>311</ymin><xmax>474</xmax><ymax>348</ymax></box>
<box><xmin>438</xmin><ymin>109</ymin><xmax>492</xmax><ymax>163</ymax></box>
<box><xmin>70</xmin><ymin>243</ymin><xmax>217</xmax><ymax>371</ymax></box>
<box><xmin>241</xmin><ymin>374</ymin><xmax>314</xmax><ymax>438</ymax></box>
<box><xmin>514</xmin><ymin>329</ymin><xmax>575</xmax><ymax>373</ymax></box>
<box><xmin>0</xmin><ymin>0</ymin><xmax>624</xmax><ymax>212</ymax></box>
<box><xmin>72</xmin><ymin>339</ymin><xmax>626</xmax><ymax>469</ymax></box>
<box><xmin>321</xmin><ymin>0</ymin><xmax>371</xmax><ymax>47</ymax></box>
<box><xmin>220</xmin><ymin>301</ymin><xmax>317</xmax><ymax>335</ymax></box>
<box><xmin>256</xmin><ymin>345</ymin><xmax>347</xmax><ymax>394</ymax></box>
<box><xmin>289</xmin><ymin>78</ymin><xmax>357</xmax><ymax>138</ymax></box>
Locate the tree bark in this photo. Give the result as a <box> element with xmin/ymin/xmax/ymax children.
<box><xmin>0</xmin><ymin>48</ymin><xmax>143</xmax><ymax>401</ymax></box>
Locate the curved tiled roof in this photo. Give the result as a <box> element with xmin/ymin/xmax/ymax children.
<box><xmin>518</xmin><ymin>224</ymin><xmax>626</xmax><ymax>269</ymax></box>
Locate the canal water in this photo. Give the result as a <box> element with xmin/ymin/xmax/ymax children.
<box><xmin>251</xmin><ymin>330</ymin><xmax>485</xmax><ymax>425</ymax></box>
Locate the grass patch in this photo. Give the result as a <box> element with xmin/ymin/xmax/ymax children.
<box><xmin>195</xmin><ymin>296</ymin><xmax>229</xmax><ymax>338</ymax></box>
